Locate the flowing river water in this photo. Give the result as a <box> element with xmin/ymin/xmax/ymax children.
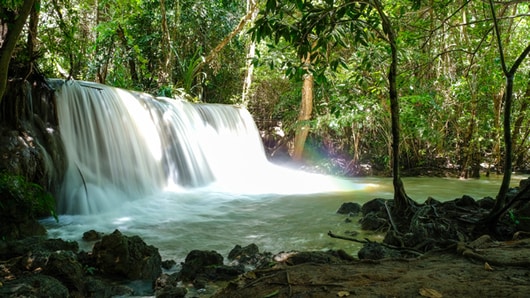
<box><xmin>41</xmin><ymin>174</ymin><xmax>523</xmax><ymax>262</ymax></box>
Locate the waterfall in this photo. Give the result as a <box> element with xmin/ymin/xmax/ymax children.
<box><xmin>55</xmin><ymin>80</ymin><xmax>268</xmax><ymax>214</ymax></box>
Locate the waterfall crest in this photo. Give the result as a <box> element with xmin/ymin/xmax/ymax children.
<box><xmin>55</xmin><ymin>80</ymin><xmax>267</xmax><ymax>214</ymax></box>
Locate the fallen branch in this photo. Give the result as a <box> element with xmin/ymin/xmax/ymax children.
<box><xmin>327</xmin><ymin>231</ymin><xmax>369</xmax><ymax>244</ymax></box>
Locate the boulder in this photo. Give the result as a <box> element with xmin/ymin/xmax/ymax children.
<box><xmin>336</xmin><ymin>202</ymin><xmax>361</xmax><ymax>216</ymax></box>
<box><xmin>0</xmin><ymin>274</ymin><xmax>69</xmax><ymax>298</ymax></box>
<box><xmin>179</xmin><ymin>250</ymin><xmax>224</xmax><ymax>281</ymax></box>
<box><xmin>92</xmin><ymin>229</ymin><xmax>162</xmax><ymax>281</ymax></box>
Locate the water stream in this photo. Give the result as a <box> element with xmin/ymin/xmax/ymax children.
<box><xmin>42</xmin><ymin>175</ymin><xmax>520</xmax><ymax>262</ymax></box>
<box><xmin>42</xmin><ymin>80</ymin><xmax>523</xmax><ymax>262</ymax></box>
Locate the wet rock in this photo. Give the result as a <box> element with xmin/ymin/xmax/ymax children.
<box><xmin>358</xmin><ymin>242</ymin><xmax>399</xmax><ymax>260</ymax></box>
<box><xmin>228</xmin><ymin>243</ymin><xmax>259</xmax><ymax>262</ymax></box>
<box><xmin>337</xmin><ymin>202</ymin><xmax>361</xmax><ymax>216</ymax></box>
<box><xmin>228</xmin><ymin>243</ymin><xmax>272</xmax><ymax>269</ymax></box>
<box><xmin>0</xmin><ymin>274</ymin><xmax>69</xmax><ymax>297</ymax></box>
<box><xmin>361</xmin><ymin>198</ymin><xmax>390</xmax><ymax>216</ymax></box>
<box><xmin>82</xmin><ymin>278</ymin><xmax>134</xmax><ymax>297</ymax></box>
<box><xmin>42</xmin><ymin>251</ymin><xmax>85</xmax><ymax>293</ymax></box>
<box><xmin>455</xmin><ymin>195</ymin><xmax>478</xmax><ymax>207</ymax></box>
<box><xmin>359</xmin><ymin>212</ymin><xmax>389</xmax><ymax>231</ymax></box>
<box><xmin>156</xmin><ymin>286</ymin><xmax>188</xmax><ymax>298</ymax></box>
<box><xmin>162</xmin><ymin>259</ymin><xmax>177</xmax><ymax>270</ymax></box>
<box><xmin>0</xmin><ymin>237</ymin><xmax>78</xmax><ymax>259</ymax></box>
<box><xmin>179</xmin><ymin>250</ymin><xmax>223</xmax><ymax>281</ymax></box>
<box><xmin>275</xmin><ymin>250</ymin><xmax>354</xmax><ymax>265</ymax></box>
<box><xmin>83</xmin><ymin>229</ymin><xmax>103</xmax><ymax>241</ymax></box>
<box><xmin>477</xmin><ymin>197</ymin><xmax>495</xmax><ymax>209</ymax></box>
<box><xmin>92</xmin><ymin>229</ymin><xmax>162</xmax><ymax>281</ymax></box>
<box><xmin>155</xmin><ymin>272</ymin><xmax>188</xmax><ymax>297</ymax></box>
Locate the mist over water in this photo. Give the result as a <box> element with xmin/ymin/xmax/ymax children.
<box><xmin>43</xmin><ymin>80</ymin><xmax>518</xmax><ymax>261</ymax></box>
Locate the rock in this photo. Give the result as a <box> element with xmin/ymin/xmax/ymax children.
<box><xmin>359</xmin><ymin>212</ymin><xmax>389</xmax><ymax>231</ymax></box>
<box><xmin>83</xmin><ymin>229</ymin><xmax>103</xmax><ymax>241</ymax></box>
<box><xmin>92</xmin><ymin>229</ymin><xmax>162</xmax><ymax>281</ymax></box>
<box><xmin>455</xmin><ymin>195</ymin><xmax>477</xmax><ymax>207</ymax></box>
<box><xmin>228</xmin><ymin>243</ymin><xmax>259</xmax><ymax>262</ymax></box>
<box><xmin>361</xmin><ymin>198</ymin><xmax>390</xmax><ymax>216</ymax></box>
<box><xmin>0</xmin><ymin>274</ymin><xmax>69</xmax><ymax>298</ymax></box>
<box><xmin>477</xmin><ymin>196</ymin><xmax>495</xmax><ymax>209</ymax></box>
<box><xmin>42</xmin><ymin>251</ymin><xmax>85</xmax><ymax>294</ymax></box>
<box><xmin>162</xmin><ymin>259</ymin><xmax>177</xmax><ymax>270</ymax></box>
<box><xmin>274</xmin><ymin>250</ymin><xmax>354</xmax><ymax>265</ymax></box>
<box><xmin>227</xmin><ymin>243</ymin><xmax>272</xmax><ymax>269</ymax></box>
<box><xmin>83</xmin><ymin>277</ymin><xmax>137</xmax><ymax>297</ymax></box>
<box><xmin>358</xmin><ymin>242</ymin><xmax>398</xmax><ymax>260</ymax></box>
<box><xmin>179</xmin><ymin>250</ymin><xmax>223</xmax><ymax>281</ymax></box>
<box><xmin>337</xmin><ymin>202</ymin><xmax>361</xmax><ymax>215</ymax></box>
<box><xmin>156</xmin><ymin>284</ymin><xmax>188</xmax><ymax>298</ymax></box>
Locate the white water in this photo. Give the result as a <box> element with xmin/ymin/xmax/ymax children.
<box><xmin>43</xmin><ymin>80</ymin><xmax>521</xmax><ymax>262</ymax></box>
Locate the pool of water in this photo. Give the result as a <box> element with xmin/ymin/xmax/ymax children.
<box><xmin>41</xmin><ymin>173</ymin><xmax>525</xmax><ymax>262</ymax></box>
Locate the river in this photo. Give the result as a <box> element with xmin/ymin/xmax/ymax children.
<box><xmin>41</xmin><ymin>173</ymin><xmax>524</xmax><ymax>263</ymax></box>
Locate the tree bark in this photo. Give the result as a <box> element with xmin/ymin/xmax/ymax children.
<box><xmin>486</xmin><ymin>0</ymin><xmax>530</xmax><ymax>223</ymax></box>
<box><xmin>292</xmin><ymin>59</ymin><xmax>313</xmax><ymax>161</ymax></box>
<box><xmin>0</xmin><ymin>0</ymin><xmax>36</xmax><ymax>103</ymax></box>
<box><xmin>158</xmin><ymin>0</ymin><xmax>173</xmax><ymax>87</ymax></box>
<box><xmin>372</xmin><ymin>0</ymin><xmax>413</xmax><ymax>211</ymax></box>
<box><xmin>241</xmin><ymin>0</ymin><xmax>258</xmax><ymax>105</ymax></box>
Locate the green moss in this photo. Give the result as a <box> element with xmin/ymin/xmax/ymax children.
<box><xmin>0</xmin><ymin>172</ymin><xmax>58</xmax><ymax>222</ymax></box>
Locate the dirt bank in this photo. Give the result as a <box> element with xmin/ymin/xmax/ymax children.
<box><xmin>214</xmin><ymin>236</ymin><xmax>530</xmax><ymax>297</ymax></box>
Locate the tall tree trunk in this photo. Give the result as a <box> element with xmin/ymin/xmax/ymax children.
<box><xmin>486</xmin><ymin>0</ymin><xmax>530</xmax><ymax>224</ymax></box>
<box><xmin>158</xmin><ymin>0</ymin><xmax>172</xmax><ymax>87</ymax></box>
<box><xmin>116</xmin><ymin>25</ymin><xmax>139</xmax><ymax>85</ymax></box>
<box><xmin>27</xmin><ymin>0</ymin><xmax>40</xmax><ymax>69</ymax></box>
<box><xmin>0</xmin><ymin>0</ymin><xmax>35</xmax><ymax>102</ymax></box>
<box><xmin>512</xmin><ymin>72</ymin><xmax>530</xmax><ymax>168</ymax></box>
<box><xmin>372</xmin><ymin>0</ymin><xmax>413</xmax><ymax>212</ymax></box>
<box><xmin>241</xmin><ymin>0</ymin><xmax>258</xmax><ymax>105</ymax></box>
<box><xmin>292</xmin><ymin>55</ymin><xmax>313</xmax><ymax>161</ymax></box>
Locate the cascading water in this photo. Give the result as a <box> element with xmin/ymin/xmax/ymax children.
<box><xmin>55</xmin><ymin>80</ymin><xmax>273</xmax><ymax>214</ymax></box>
<box><xmin>46</xmin><ymin>79</ymin><xmax>370</xmax><ymax>261</ymax></box>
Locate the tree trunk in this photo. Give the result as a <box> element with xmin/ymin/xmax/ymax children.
<box><xmin>486</xmin><ymin>0</ymin><xmax>530</xmax><ymax>224</ymax></box>
<box><xmin>158</xmin><ymin>0</ymin><xmax>172</xmax><ymax>87</ymax></box>
<box><xmin>372</xmin><ymin>0</ymin><xmax>413</xmax><ymax>212</ymax></box>
<box><xmin>241</xmin><ymin>0</ymin><xmax>258</xmax><ymax>105</ymax></box>
<box><xmin>27</xmin><ymin>1</ymin><xmax>40</xmax><ymax>67</ymax></box>
<box><xmin>116</xmin><ymin>25</ymin><xmax>139</xmax><ymax>85</ymax></box>
<box><xmin>0</xmin><ymin>0</ymin><xmax>36</xmax><ymax>103</ymax></box>
<box><xmin>292</xmin><ymin>62</ymin><xmax>313</xmax><ymax>161</ymax></box>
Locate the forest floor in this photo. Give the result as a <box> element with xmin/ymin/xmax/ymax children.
<box><xmin>213</xmin><ymin>236</ymin><xmax>530</xmax><ymax>297</ymax></box>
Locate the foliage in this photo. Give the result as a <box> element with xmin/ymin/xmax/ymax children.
<box><xmin>0</xmin><ymin>173</ymin><xmax>58</xmax><ymax>222</ymax></box>
<box><xmin>2</xmin><ymin>0</ymin><xmax>530</xmax><ymax>179</ymax></box>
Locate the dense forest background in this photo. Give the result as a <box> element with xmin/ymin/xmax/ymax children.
<box><xmin>2</xmin><ymin>0</ymin><xmax>530</xmax><ymax>179</ymax></box>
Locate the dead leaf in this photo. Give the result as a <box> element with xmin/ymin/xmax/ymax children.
<box><xmin>337</xmin><ymin>290</ymin><xmax>350</xmax><ymax>297</ymax></box>
<box><xmin>484</xmin><ymin>262</ymin><xmax>494</xmax><ymax>271</ymax></box>
<box><xmin>419</xmin><ymin>287</ymin><xmax>443</xmax><ymax>298</ymax></box>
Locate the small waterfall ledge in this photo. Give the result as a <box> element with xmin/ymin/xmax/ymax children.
<box><xmin>55</xmin><ymin>80</ymin><xmax>268</xmax><ymax>215</ymax></box>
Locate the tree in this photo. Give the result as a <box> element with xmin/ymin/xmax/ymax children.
<box><xmin>485</xmin><ymin>0</ymin><xmax>530</xmax><ymax>224</ymax></box>
<box><xmin>0</xmin><ymin>0</ymin><xmax>36</xmax><ymax>102</ymax></box>
<box><xmin>251</xmin><ymin>0</ymin><xmax>414</xmax><ymax>210</ymax></box>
